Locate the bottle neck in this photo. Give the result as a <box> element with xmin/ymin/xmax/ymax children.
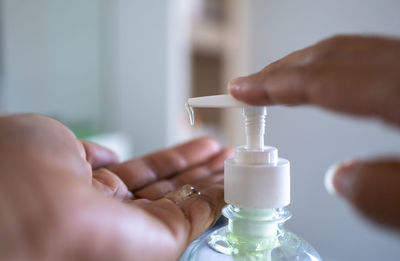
<box><xmin>223</xmin><ymin>205</ymin><xmax>292</xmax><ymax>240</ymax></box>
<box><xmin>206</xmin><ymin>205</ymin><xmax>292</xmax><ymax>260</ymax></box>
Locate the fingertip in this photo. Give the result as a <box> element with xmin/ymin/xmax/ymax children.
<box><xmin>324</xmin><ymin>162</ymin><xmax>340</xmax><ymax>196</ymax></box>
<box><xmin>224</xmin><ymin>147</ymin><xmax>235</xmax><ymax>159</ymax></box>
<box><xmin>228</xmin><ymin>76</ymin><xmax>245</xmax><ymax>89</ymax></box>
<box><xmin>228</xmin><ymin>84</ymin><xmax>240</xmax><ymax>97</ymax></box>
<box><xmin>228</xmin><ymin>77</ymin><xmax>250</xmax><ymax>100</ymax></box>
<box><xmin>325</xmin><ymin>159</ymin><xmax>358</xmax><ymax>199</ymax></box>
<box><xmin>206</xmin><ymin>147</ymin><xmax>234</xmax><ymax>171</ymax></box>
<box><xmin>195</xmin><ymin>136</ymin><xmax>221</xmax><ymax>153</ymax></box>
<box><xmin>228</xmin><ymin>73</ymin><xmax>272</xmax><ymax>106</ymax></box>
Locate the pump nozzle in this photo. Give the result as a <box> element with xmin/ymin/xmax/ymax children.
<box><xmin>187</xmin><ymin>94</ymin><xmax>244</xmax><ymax>108</ymax></box>
<box><xmin>186</xmin><ymin>94</ymin><xmax>267</xmax><ymax>150</ymax></box>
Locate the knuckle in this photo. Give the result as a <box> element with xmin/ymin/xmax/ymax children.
<box><xmin>313</xmin><ymin>34</ymin><xmax>351</xmax><ymax>61</ymax></box>
<box><xmin>311</xmin><ymin>44</ymin><xmax>333</xmax><ymax>62</ymax></box>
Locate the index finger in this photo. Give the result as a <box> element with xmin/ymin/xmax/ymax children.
<box><xmin>228</xmin><ymin>51</ymin><xmax>310</xmax><ymax>107</ymax></box>
<box><xmin>107</xmin><ymin>137</ymin><xmax>221</xmax><ymax>191</ymax></box>
<box><xmin>228</xmin><ymin>36</ymin><xmax>400</xmax><ymax>127</ymax></box>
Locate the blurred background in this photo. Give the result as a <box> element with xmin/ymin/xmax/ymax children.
<box><xmin>1</xmin><ymin>0</ymin><xmax>400</xmax><ymax>260</ymax></box>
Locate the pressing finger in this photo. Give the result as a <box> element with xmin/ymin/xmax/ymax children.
<box><xmin>228</xmin><ymin>35</ymin><xmax>400</xmax><ymax>126</ymax></box>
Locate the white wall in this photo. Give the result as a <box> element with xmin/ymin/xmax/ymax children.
<box><xmin>99</xmin><ymin>0</ymin><xmax>170</xmax><ymax>156</ymax></box>
<box><xmin>1</xmin><ymin>0</ymin><xmax>100</xmax><ymax>125</ymax></box>
<box><xmin>1</xmin><ymin>0</ymin><xmax>172</xmax><ymax>156</ymax></box>
<box><xmin>247</xmin><ymin>1</ymin><xmax>400</xmax><ymax>260</ymax></box>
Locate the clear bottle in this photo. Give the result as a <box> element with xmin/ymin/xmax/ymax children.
<box><xmin>184</xmin><ymin>95</ymin><xmax>322</xmax><ymax>261</ymax></box>
<box><xmin>187</xmin><ymin>206</ymin><xmax>321</xmax><ymax>261</ymax></box>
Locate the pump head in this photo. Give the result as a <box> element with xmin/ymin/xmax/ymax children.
<box><xmin>187</xmin><ymin>94</ymin><xmax>290</xmax><ymax>209</ymax></box>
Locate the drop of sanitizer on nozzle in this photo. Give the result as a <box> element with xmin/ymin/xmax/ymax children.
<box><xmin>182</xmin><ymin>94</ymin><xmax>322</xmax><ymax>261</ymax></box>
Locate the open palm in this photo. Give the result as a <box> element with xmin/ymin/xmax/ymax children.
<box><xmin>0</xmin><ymin>114</ymin><xmax>232</xmax><ymax>261</ymax></box>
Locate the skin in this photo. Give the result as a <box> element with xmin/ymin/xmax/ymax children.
<box><xmin>229</xmin><ymin>35</ymin><xmax>400</xmax><ymax>231</ymax></box>
<box><xmin>0</xmin><ymin>114</ymin><xmax>233</xmax><ymax>261</ymax></box>
<box><xmin>2</xmin><ymin>34</ymin><xmax>399</xmax><ymax>260</ymax></box>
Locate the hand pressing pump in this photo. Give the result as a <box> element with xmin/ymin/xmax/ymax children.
<box><xmin>184</xmin><ymin>94</ymin><xmax>321</xmax><ymax>261</ymax></box>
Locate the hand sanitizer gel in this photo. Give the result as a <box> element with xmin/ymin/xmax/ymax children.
<box><xmin>184</xmin><ymin>94</ymin><xmax>322</xmax><ymax>261</ymax></box>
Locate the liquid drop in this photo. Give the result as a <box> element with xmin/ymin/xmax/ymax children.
<box><xmin>185</xmin><ymin>102</ymin><xmax>195</xmax><ymax>126</ymax></box>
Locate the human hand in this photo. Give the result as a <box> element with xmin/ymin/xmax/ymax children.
<box><xmin>0</xmin><ymin>114</ymin><xmax>233</xmax><ymax>261</ymax></box>
<box><xmin>228</xmin><ymin>35</ymin><xmax>400</xmax><ymax>231</ymax></box>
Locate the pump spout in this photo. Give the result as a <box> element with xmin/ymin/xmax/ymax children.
<box><xmin>187</xmin><ymin>94</ymin><xmax>244</xmax><ymax>108</ymax></box>
<box><xmin>186</xmin><ymin>94</ymin><xmax>268</xmax><ymax>150</ymax></box>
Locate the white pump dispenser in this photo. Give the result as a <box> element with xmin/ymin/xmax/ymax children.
<box><xmin>184</xmin><ymin>94</ymin><xmax>321</xmax><ymax>261</ymax></box>
<box><xmin>187</xmin><ymin>94</ymin><xmax>290</xmax><ymax>209</ymax></box>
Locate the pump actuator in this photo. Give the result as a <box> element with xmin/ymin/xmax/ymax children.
<box><xmin>187</xmin><ymin>94</ymin><xmax>290</xmax><ymax>209</ymax></box>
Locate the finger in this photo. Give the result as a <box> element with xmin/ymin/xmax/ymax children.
<box><xmin>92</xmin><ymin>168</ymin><xmax>133</xmax><ymax>201</ymax></box>
<box><xmin>227</xmin><ymin>35</ymin><xmax>337</xmax><ymax>106</ymax></box>
<box><xmin>108</xmin><ymin>137</ymin><xmax>221</xmax><ymax>191</ymax></box>
<box><xmin>325</xmin><ymin>158</ymin><xmax>400</xmax><ymax>230</ymax></box>
<box><xmin>80</xmin><ymin>140</ymin><xmax>119</xmax><ymax>169</ymax></box>
<box><xmin>231</xmin><ymin>63</ymin><xmax>400</xmax><ymax>126</ymax></box>
<box><xmin>134</xmin><ymin>148</ymin><xmax>233</xmax><ymax>199</ymax></box>
<box><xmin>192</xmin><ymin>172</ymin><xmax>224</xmax><ymax>189</ymax></box>
<box><xmin>173</xmin><ymin>148</ymin><xmax>230</xmax><ymax>185</ymax></box>
<box><xmin>228</xmin><ymin>66</ymin><xmax>309</xmax><ymax>106</ymax></box>
<box><xmin>228</xmin><ymin>45</ymin><xmax>312</xmax><ymax>106</ymax></box>
<box><xmin>228</xmin><ymin>36</ymin><xmax>400</xmax><ymax>126</ymax></box>
<box><xmin>131</xmin><ymin>183</ymin><xmax>225</xmax><ymax>244</ymax></box>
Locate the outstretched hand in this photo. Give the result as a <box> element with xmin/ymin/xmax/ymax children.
<box><xmin>0</xmin><ymin>114</ymin><xmax>233</xmax><ymax>261</ymax></box>
<box><xmin>228</xmin><ymin>35</ymin><xmax>400</xmax><ymax>231</ymax></box>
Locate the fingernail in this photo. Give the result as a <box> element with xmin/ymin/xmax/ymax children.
<box><xmin>324</xmin><ymin>162</ymin><xmax>340</xmax><ymax>196</ymax></box>
<box><xmin>228</xmin><ymin>78</ymin><xmax>245</xmax><ymax>93</ymax></box>
<box><xmin>228</xmin><ymin>83</ymin><xmax>241</xmax><ymax>94</ymax></box>
<box><xmin>325</xmin><ymin>160</ymin><xmax>357</xmax><ymax>198</ymax></box>
<box><xmin>126</xmin><ymin>191</ymin><xmax>134</xmax><ymax>200</ymax></box>
<box><xmin>229</xmin><ymin>83</ymin><xmax>252</xmax><ymax>97</ymax></box>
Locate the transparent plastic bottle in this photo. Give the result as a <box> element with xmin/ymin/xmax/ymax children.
<box><xmin>187</xmin><ymin>206</ymin><xmax>321</xmax><ymax>261</ymax></box>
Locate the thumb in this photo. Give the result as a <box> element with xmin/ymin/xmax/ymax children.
<box><xmin>325</xmin><ymin>158</ymin><xmax>400</xmax><ymax>231</ymax></box>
